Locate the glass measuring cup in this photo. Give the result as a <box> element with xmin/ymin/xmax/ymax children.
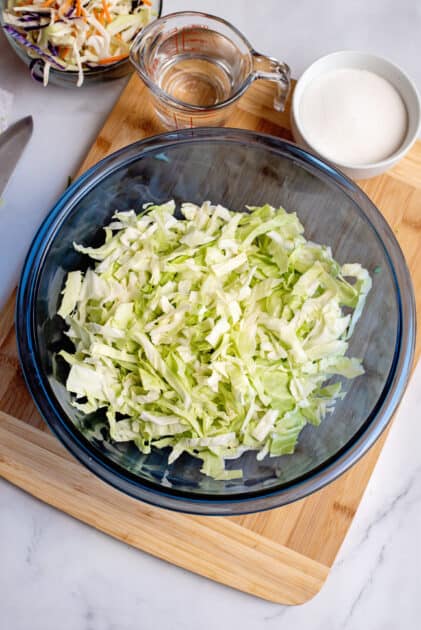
<box><xmin>130</xmin><ymin>11</ymin><xmax>291</xmax><ymax>129</ymax></box>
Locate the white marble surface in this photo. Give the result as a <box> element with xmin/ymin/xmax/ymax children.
<box><xmin>1</xmin><ymin>1</ymin><xmax>421</xmax><ymax>628</ymax></box>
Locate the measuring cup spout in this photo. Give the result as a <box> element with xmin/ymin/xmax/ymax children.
<box><xmin>252</xmin><ymin>52</ymin><xmax>291</xmax><ymax>111</ymax></box>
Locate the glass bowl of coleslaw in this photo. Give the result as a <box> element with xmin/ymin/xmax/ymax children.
<box><xmin>0</xmin><ymin>0</ymin><xmax>161</xmax><ymax>87</ymax></box>
<box><xmin>16</xmin><ymin>128</ymin><xmax>415</xmax><ymax>515</ymax></box>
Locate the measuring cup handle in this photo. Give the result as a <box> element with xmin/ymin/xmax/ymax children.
<box><xmin>252</xmin><ymin>52</ymin><xmax>291</xmax><ymax>111</ymax></box>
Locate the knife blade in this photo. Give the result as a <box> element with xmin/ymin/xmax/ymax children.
<box><xmin>0</xmin><ymin>116</ymin><xmax>33</xmax><ymax>197</ymax></box>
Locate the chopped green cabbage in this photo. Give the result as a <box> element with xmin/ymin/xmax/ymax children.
<box><xmin>57</xmin><ymin>201</ymin><xmax>371</xmax><ymax>480</ymax></box>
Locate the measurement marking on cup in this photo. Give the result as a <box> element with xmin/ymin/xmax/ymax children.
<box><xmin>166</xmin><ymin>27</ymin><xmax>179</xmax><ymax>55</ymax></box>
<box><xmin>187</xmin><ymin>38</ymin><xmax>207</xmax><ymax>45</ymax></box>
<box><xmin>186</xmin><ymin>41</ymin><xmax>207</xmax><ymax>53</ymax></box>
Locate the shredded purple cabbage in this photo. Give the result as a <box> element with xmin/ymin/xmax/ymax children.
<box><xmin>22</xmin><ymin>23</ymin><xmax>50</xmax><ymax>31</ymax></box>
<box><xmin>29</xmin><ymin>58</ymin><xmax>44</xmax><ymax>83</ymax></box>
<box><xmin>2</xmin><ymin>24</ymin><xmax>66</xmax><ymax>70</ymax></box>
<box><xmin>48</xmin><ymin>42</ymin><xmax>59</xmax><ymax>57</ymax></box>
<box><xmin>17</xmin><ymin>11</ymin><xmax>42</xmax><ymax>18</ymax></box>
<box><xmin>18</xmin><ymin>15</ymin><xmax>40</xmax><ymax>22</ymax></box>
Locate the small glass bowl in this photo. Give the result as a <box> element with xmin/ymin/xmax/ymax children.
<box><xmin>16</xmin><ymin>128</ymin><xmax>415</xmax><ymax>515</ymax></box>
<box><xmin>0</xmin><ymin>0</ymin><xmax>161</xmax><ymax>87</ymax></box>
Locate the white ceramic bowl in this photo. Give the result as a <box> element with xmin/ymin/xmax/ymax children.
<box><xmin>291</xmin><ymin>50</ymin><xmax>421</xmax><ymax>179</ymax></box>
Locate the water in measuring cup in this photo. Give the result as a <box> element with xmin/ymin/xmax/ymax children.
<box><xmin>157</xmin><ymin>29</ymin><xmax>236</xmax><ymax>108</ymax></box>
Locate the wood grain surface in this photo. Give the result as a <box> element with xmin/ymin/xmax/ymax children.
<box><xmin>0</xmin><ymin>75</ymin><xmax>419</xmax><ymax>604</ymax></box>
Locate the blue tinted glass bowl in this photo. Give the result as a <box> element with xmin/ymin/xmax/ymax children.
<box><xmin>16</xmin><ymin>128</ymin><xmax>415</xmax><ymax>515</ymax></box>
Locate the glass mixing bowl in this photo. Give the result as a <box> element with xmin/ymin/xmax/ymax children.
<box><xmin>16</xmin><ymin>128</ymin><xmax>415</xmax><ymax>515</ymax></box>
<box><xmin>0</xmin><ymin>0</ymin><xmax>162</xmax><ymax>87</ymax></box>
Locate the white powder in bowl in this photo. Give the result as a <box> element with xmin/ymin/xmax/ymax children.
<box><xmin>299</xmin><ymin>68</ymin><xmax>408</xmax><ymax>165</ymax></box>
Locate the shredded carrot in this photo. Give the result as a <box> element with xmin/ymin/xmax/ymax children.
<box><xmin>41</xmin><ymin>0</ymin><xmax>56</xmax><ymax>7</ymax></box>
<box><xmin>94</xmin><ymin>8</ymin><xmax>105</xmax><ymax>25</ymax></box>
<box><xmin>75</xmin><ymin>0</ymin><xmax>81</xmax><ymax>16</ymax></box>
<box><xmin>98</xmin><ymin>54</ymin><xmax>129</xmax><ymax>65</ymax></box>
<box><xmin>102</xmin><ymin>0</ymin><xmax>111</xmax><ymax>23</ymax></box>
<box><xmin>142</xmin><ymin>0</ymin><xmax>152</xmax><ymax>6</ymax></box>
<box><xmin>60</xmin><ymin>46</ymin><xmax>71</xmax><ymax>60</ymax></box>
<box><xmin>58</xmin><ymin>0</ymin><xmax>72</xmax><ymax>16</ymax></box>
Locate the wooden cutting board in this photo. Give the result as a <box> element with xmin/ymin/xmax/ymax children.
<box><xmin>1</xmin><ymin>75</ymin><xmax>420</xmax><ymax>605</ymax></box>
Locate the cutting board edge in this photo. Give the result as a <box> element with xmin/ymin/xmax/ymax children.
<box><xmin>0</xmin><ymin>411</ymin><xmax>330</xmax><ymax>606</ymax></box>
<box><xmin>2</xmin><ymin>73</ymin><xmax>420</xmax><ymax>605</ymax></box>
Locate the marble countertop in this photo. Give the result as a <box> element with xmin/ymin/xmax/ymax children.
<box><xmin>1</xmin><ymin>1</ymin><xmax>421</xmax><ymax>628</ymax></box>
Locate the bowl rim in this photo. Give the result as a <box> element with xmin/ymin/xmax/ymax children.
<box><xmin>16</xmin><ymin>127</ymin><xmax>416</xmax><ymax>515</ymax></box>
<box><xmin>291</xmin><ymin>50</ymin><xmax>421</xmax><ymax>172</ymax></box>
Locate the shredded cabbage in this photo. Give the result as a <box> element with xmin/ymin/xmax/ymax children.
<box><xmin>2</xmin><ymin>0</ymin><xmax>154</xmax><ymax>87</ymax></box>
<box><xmin>57</xmin><ymin>201</ymin><xmax>371</xmax><ymax>480</ymax></box>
